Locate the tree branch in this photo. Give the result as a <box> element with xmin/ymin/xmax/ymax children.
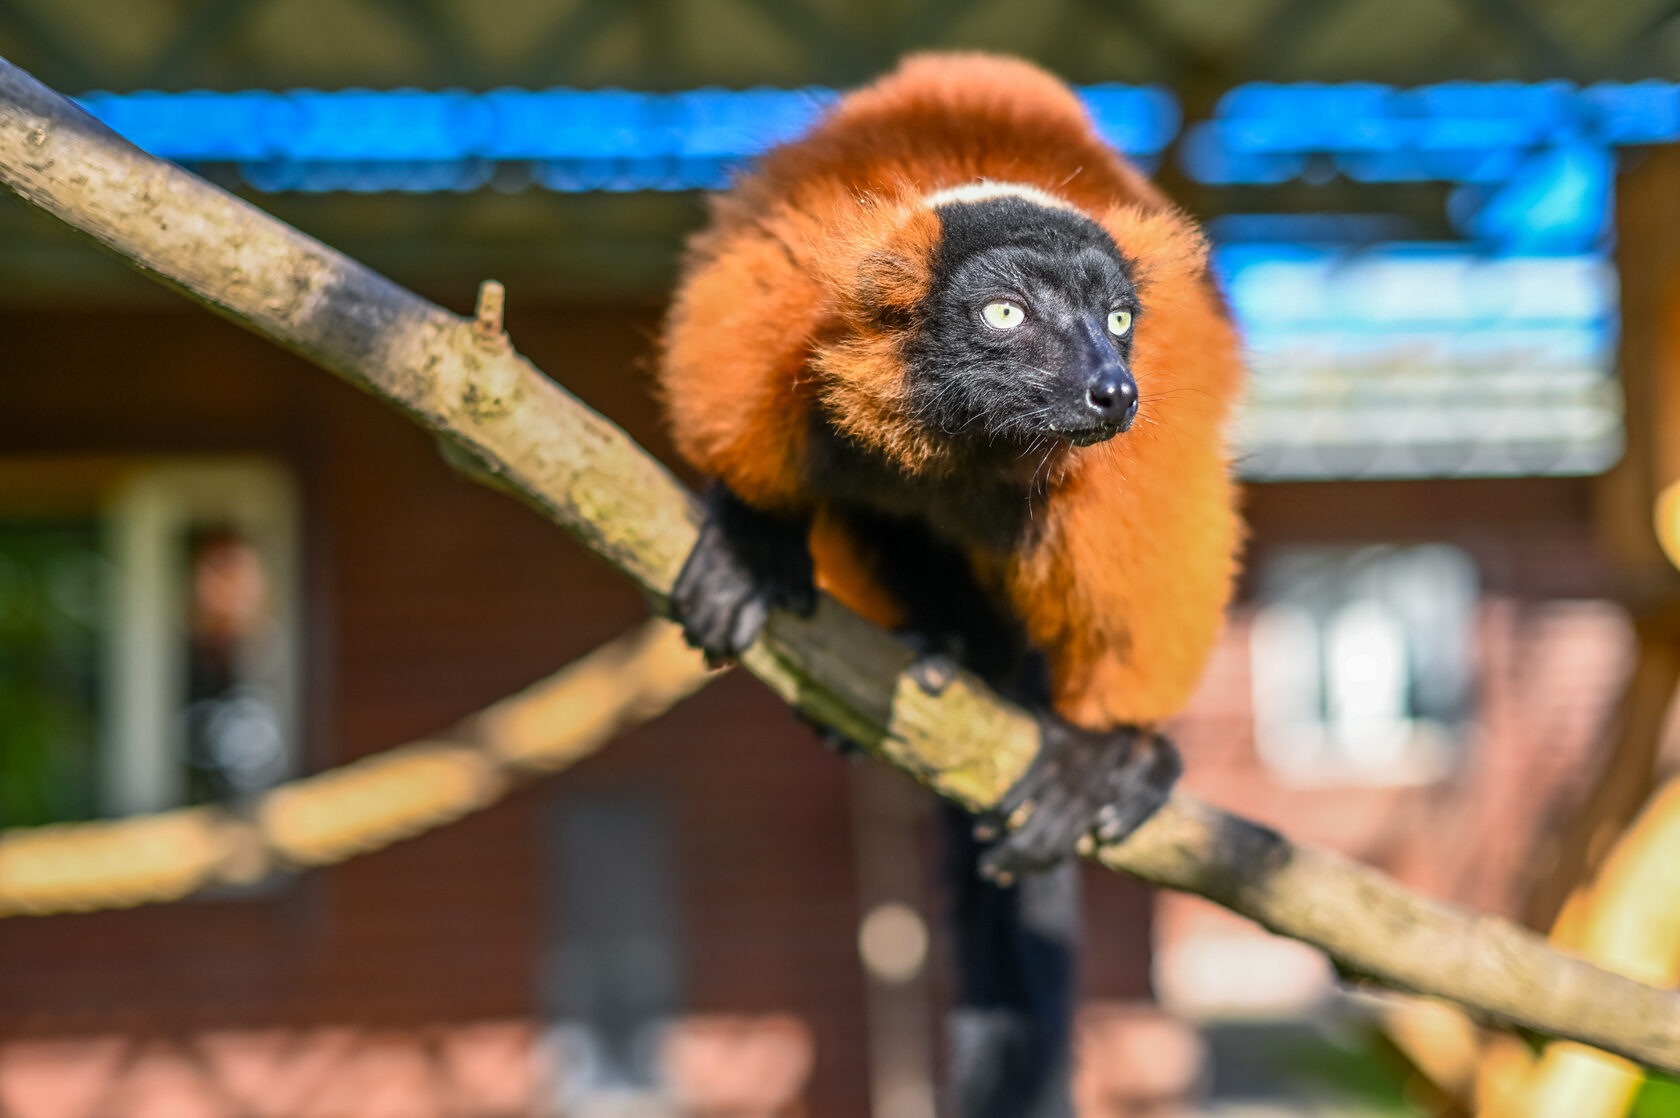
<box><xmin>5</xmin><ymin>55</ymin><xmax>1680</xmax><ymax>1071</ymax></box>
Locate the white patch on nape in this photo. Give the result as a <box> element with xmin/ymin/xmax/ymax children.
<box><xmin>922</xmin><ymin>180</ymin><xmax>1077</xmax><ymax>213</ymax></box>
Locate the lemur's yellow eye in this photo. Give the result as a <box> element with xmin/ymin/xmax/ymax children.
<box><xmin>982</xmin><ymin>301</ymin><xmax>1026</xmax><ymax>330</ymax></box>
<box><xmin>1108</xmin><ymin>309</ymin><xmax>1133</xmax><ymax>336</ymax></box>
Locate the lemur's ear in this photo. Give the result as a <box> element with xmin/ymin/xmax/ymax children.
<box><xmin>831</xmin><ymin>201</ymin><xmax>939</xmax><ymax>328</ymax></box>
<box><xmin>1099</xmin><ymin>203</ymin><xmax>1214</xmax><ymax>300</ymax></box>
<box><xmin>855</xmin><ymin>252</ymin><xmax>927</xmax><ymax>328</ymax></box>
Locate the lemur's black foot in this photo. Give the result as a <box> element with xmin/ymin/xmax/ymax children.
<box><xmin>672</xmin><ymin>485</ymin><xmax>815</xmax><ymax>666</ymax></box>
<box><xmin>976</xmin><ymin>722</ymin><xmax>1180</xmax><ymax>884</ymax></box>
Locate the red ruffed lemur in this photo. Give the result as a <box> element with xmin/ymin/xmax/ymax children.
<box><xmin>659</xmin><ymin>53</ymin><xmax>1243</xmax><ymax>1116</ymax></box>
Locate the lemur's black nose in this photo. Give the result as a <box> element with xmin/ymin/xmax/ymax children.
<box><xmin>1086</xmin><ymin>373</ymin><xmax>1139</xmax><ymax>429</ymax></box>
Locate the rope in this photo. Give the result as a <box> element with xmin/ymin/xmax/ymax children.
<box><xmin>0</xmin><ymin>618</ymin><xmax>714</xmax><ymax>916</ymax></box>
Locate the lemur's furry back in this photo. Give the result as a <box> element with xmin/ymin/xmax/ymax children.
<box><xmin>661</xmin><ymin>52</ymin><xmax>1243</xmax><ymax>731</ymax></box>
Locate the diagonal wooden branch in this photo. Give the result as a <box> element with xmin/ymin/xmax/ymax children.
<box><xmin>5</xmin><ymin>54</ymin><xmax>1680</xmax><ymax>1071</ymax></box>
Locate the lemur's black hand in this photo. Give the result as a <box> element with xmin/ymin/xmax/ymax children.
<box><xmin>672</xmin><ymin>484</ymin><xmax>815</xmax><ymax>665</ymax></box>
<box><xmin>976</xmin><ymin>722</ymin><xmax>1180</xmax><ymax>883</ymax></box>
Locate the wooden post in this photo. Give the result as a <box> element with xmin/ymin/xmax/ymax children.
<box><xmin>1606</xmin><ymin>146</ymin><xmax>1680</xmax><ymax>585</ymax></box>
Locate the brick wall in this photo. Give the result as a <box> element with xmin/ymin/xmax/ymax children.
<box><xmin>0</xmin><ymin>303</ymin><xmax>1629</xmax><ymax>1116</ymax></box>
<box><xmin>0</xmin><ymin>304</ymin><xmax>890</xmax><ymax>1117</ymax></box>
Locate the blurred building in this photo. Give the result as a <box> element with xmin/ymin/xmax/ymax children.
<box><xmin>3</xmin><ymin>2</ymin><xmax>1680</xmax><ymax>1116</ymax></box>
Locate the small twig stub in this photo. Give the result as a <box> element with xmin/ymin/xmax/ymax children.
<box><xmin>474</xmin><ymin>279</ymin><xmax>506</xmax><ymax>340</ymax></box>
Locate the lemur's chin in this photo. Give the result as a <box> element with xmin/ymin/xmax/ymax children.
<box><xmin>1055</xmin><ymin>423</ymin><xmax>1125</xmax><ymax>448</ymax></box>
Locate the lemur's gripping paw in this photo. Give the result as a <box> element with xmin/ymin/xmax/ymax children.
<box><xmin>672</xmin><ymin>485</ymin><xmax>815</xmax><ymax>665</ymax></box>
<box><xmin>976</xmin><ymin>723</ymin><xmax>1180</xmax><ymax>884</ymax></box>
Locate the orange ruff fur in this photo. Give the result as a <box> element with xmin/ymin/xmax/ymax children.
<box><xmin>660</xmin><ymin>53</ymin><xmax>1244</xmax><ymax>728</ymax></box>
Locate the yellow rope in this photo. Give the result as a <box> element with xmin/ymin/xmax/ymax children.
<box><xmin>0</xmin><ymin>618</ymin><xmax>713</xmax><ymax>916</ymax></box>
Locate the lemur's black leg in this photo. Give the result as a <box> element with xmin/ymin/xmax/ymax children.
<box><xmin>823</xmin><ymin>511</ymin><xmax>1085</xmax><ymax>1118</ymax></box>
<box><xmin>977</xmin><ymin>722</ymin><xmax>1180</xmax><ymax>883</ymax></box>
<box><xmin>671</xmin><ymin>483</ymin><xmax>815</xmax><ymax>664</ymax></box>
<box><xmin>941</xmin><ymin>800</ymin><xmax>1076</xmax><ymax>1118</ymax></box>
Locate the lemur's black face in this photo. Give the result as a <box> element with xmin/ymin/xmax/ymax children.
<box><xmin>909</xmin><ymin>192</ymin><xmax>1141</xmax><ymax>458</ymax></box>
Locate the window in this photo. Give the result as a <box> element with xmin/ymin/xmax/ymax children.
<box><xmin>0</xmin><ymin>459</ymin><xmax>300</xmax><ymax>826</ymax></box>
<box><xmin>1249</xmin><ymin>545</ymin><xmax>1477</xmax><ymax>785</ymax></box>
